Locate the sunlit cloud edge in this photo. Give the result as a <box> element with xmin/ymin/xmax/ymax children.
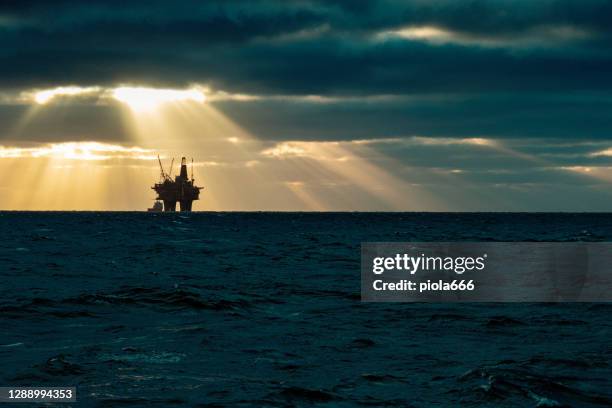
<box><xmin>0</xmin><ymin>141</ymin><xmax>158</xmax><ymax>161</ymax></box>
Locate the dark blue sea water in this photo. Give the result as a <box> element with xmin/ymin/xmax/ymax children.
<box><xmin>1</xmin><ymin>212</ymin><xmax>612</xmax><ymax>407</ymax></box>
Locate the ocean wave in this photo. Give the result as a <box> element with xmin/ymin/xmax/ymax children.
<box><xmin>1</xmin><ymin>212</ymin><xmax>612</xmax><ymax>406</ymax></box>
<box><xmin>457</xmin><ymin>358</ymin><xmax>612</xmax><ymax>407</ymax></box>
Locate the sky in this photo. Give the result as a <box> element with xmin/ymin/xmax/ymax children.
<box><xmin>0</xmin><ymin>0</ymin><xmax>611</xmax><ymax>211</ymax></box>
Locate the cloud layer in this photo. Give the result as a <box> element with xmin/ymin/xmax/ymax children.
<box><xmin>0</xmin><ymin>0</ymin><xmax>611</xmax><ymax>94</ymax></box>
<box><xmin>0</xmin><ymin>1</ymin><xmax>611</xmax><ymax>210</ymax></box>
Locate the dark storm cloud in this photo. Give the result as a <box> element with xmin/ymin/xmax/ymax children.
<box><xmin>213</xmin><ymin>94</ymin><xmax>612</xmax><ymax>140</ymax></box>
<box><xmin>0</xmin><ymin>0</ymin><xmax>611</xmax><ymax>95</ymax></box>
<box><xmin>0</xmin><ymin>104</ymin><xmax>127</xmax><ymax>142</ymax></box>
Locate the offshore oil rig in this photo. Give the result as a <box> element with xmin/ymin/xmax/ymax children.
<box><xmin>150</xmin><ymin>156</ymin><xmax>202</xmax><ymax>212</ymax></box>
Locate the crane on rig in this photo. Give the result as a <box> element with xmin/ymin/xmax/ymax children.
<box><xmin>156</xmin><ymin>155</ymin><xmax>170</xmax><ymax>181</ymax></box>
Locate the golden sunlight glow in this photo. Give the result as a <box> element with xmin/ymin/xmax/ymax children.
<box><xmin>589</xmin><ymin>148</ymin><xmax>612</xmax><ymax>157</ymax></box>
<box><xmin>560</xmin><ymin>166</ymin><xmax>612</xmax><ymax>182</ymax></box>
<box><xmin>261</xmin><ymin>142</ymin><xmax>309</xmax><ymax>158</ymax></box>
<box><xmin>391</xmin><ymin>26</ymin><xmax>452</xmax><ymax>41</ymax></box>
<box><xmin>377</xmin><ymin>25</ymin><xmax>591</xmax><ymax>48</ymax></box>
<box><xmin>0</xmin><ymin>142</ymin><xmax>160</xmax><ymax>210</ymax></box>
<box><xmin>112</xmin><ymin>92</ymin><xmax>448</xmax><ymax>210</ymax></box>
<box><xmin>563</xmin><ymin>166</ymin><xmax>592</xmax><ymax>173</ymax></box>
<box><xmin>0</xmin><ymin>142</ymin><xmax>156</xmax><ymax>161</ymax></box>
<box><xmin>32</xmin><ymin>86</ymin><xmax>101</xmax><ymax>104</ymax></box>
<box><xmin>7</xmin><ymin>83</ymin><xmax>516</xmax><ymax>211</ymax></box>
<box><xmin>284</xmin><ymin>181</ymin><xmax>326</xmax><ymax>211</ymax></box>
<box><xmin>112</xmin><ymin>86</ymin><xmax>206</xmax><ymax>111</ymax></box>
<box><xmin>260</xmin><ymin>140</ymin><xmax>444</xmax><ymax>210</ymax></box>
<box><xmin>377</xmin><ymin>26</ymin><xmax>454</xmax><ymax>43</ymax></box>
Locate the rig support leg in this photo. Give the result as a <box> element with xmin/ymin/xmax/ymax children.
<box><xmin>179</xmin><ymin>200</ymin><xmax>193</xmax><ymax>212</ymax></box>
<box><xmin>163</xmin><ymin>201</ymin><xmax>177</xmax><ymax>212</ymax></box>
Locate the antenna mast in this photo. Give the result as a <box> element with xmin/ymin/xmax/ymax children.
<box><xmin>157</xmin><ymin>155</ymin><xmax>166</xmax><ymax>181</ymax></box>
<box><xmin>191</xmin><ymin>158</ymin><xmax>194</xmax><ymax>181</ymax></box>
<box><xmin>168</xmin><ymin>158</ymin><xmax>175</xmax><ymax>178</ymax></box>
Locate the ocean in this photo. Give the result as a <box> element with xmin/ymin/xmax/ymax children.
<box><xmin>1</xmin><ymin>212</ymin><xmax>611</xmax><ymax>407</ymax></box>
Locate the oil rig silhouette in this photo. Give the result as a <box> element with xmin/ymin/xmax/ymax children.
<box><xmin>150</xmin><ymin>156</ymin><xmax>202</xmax><ymax>212</ymax></box>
